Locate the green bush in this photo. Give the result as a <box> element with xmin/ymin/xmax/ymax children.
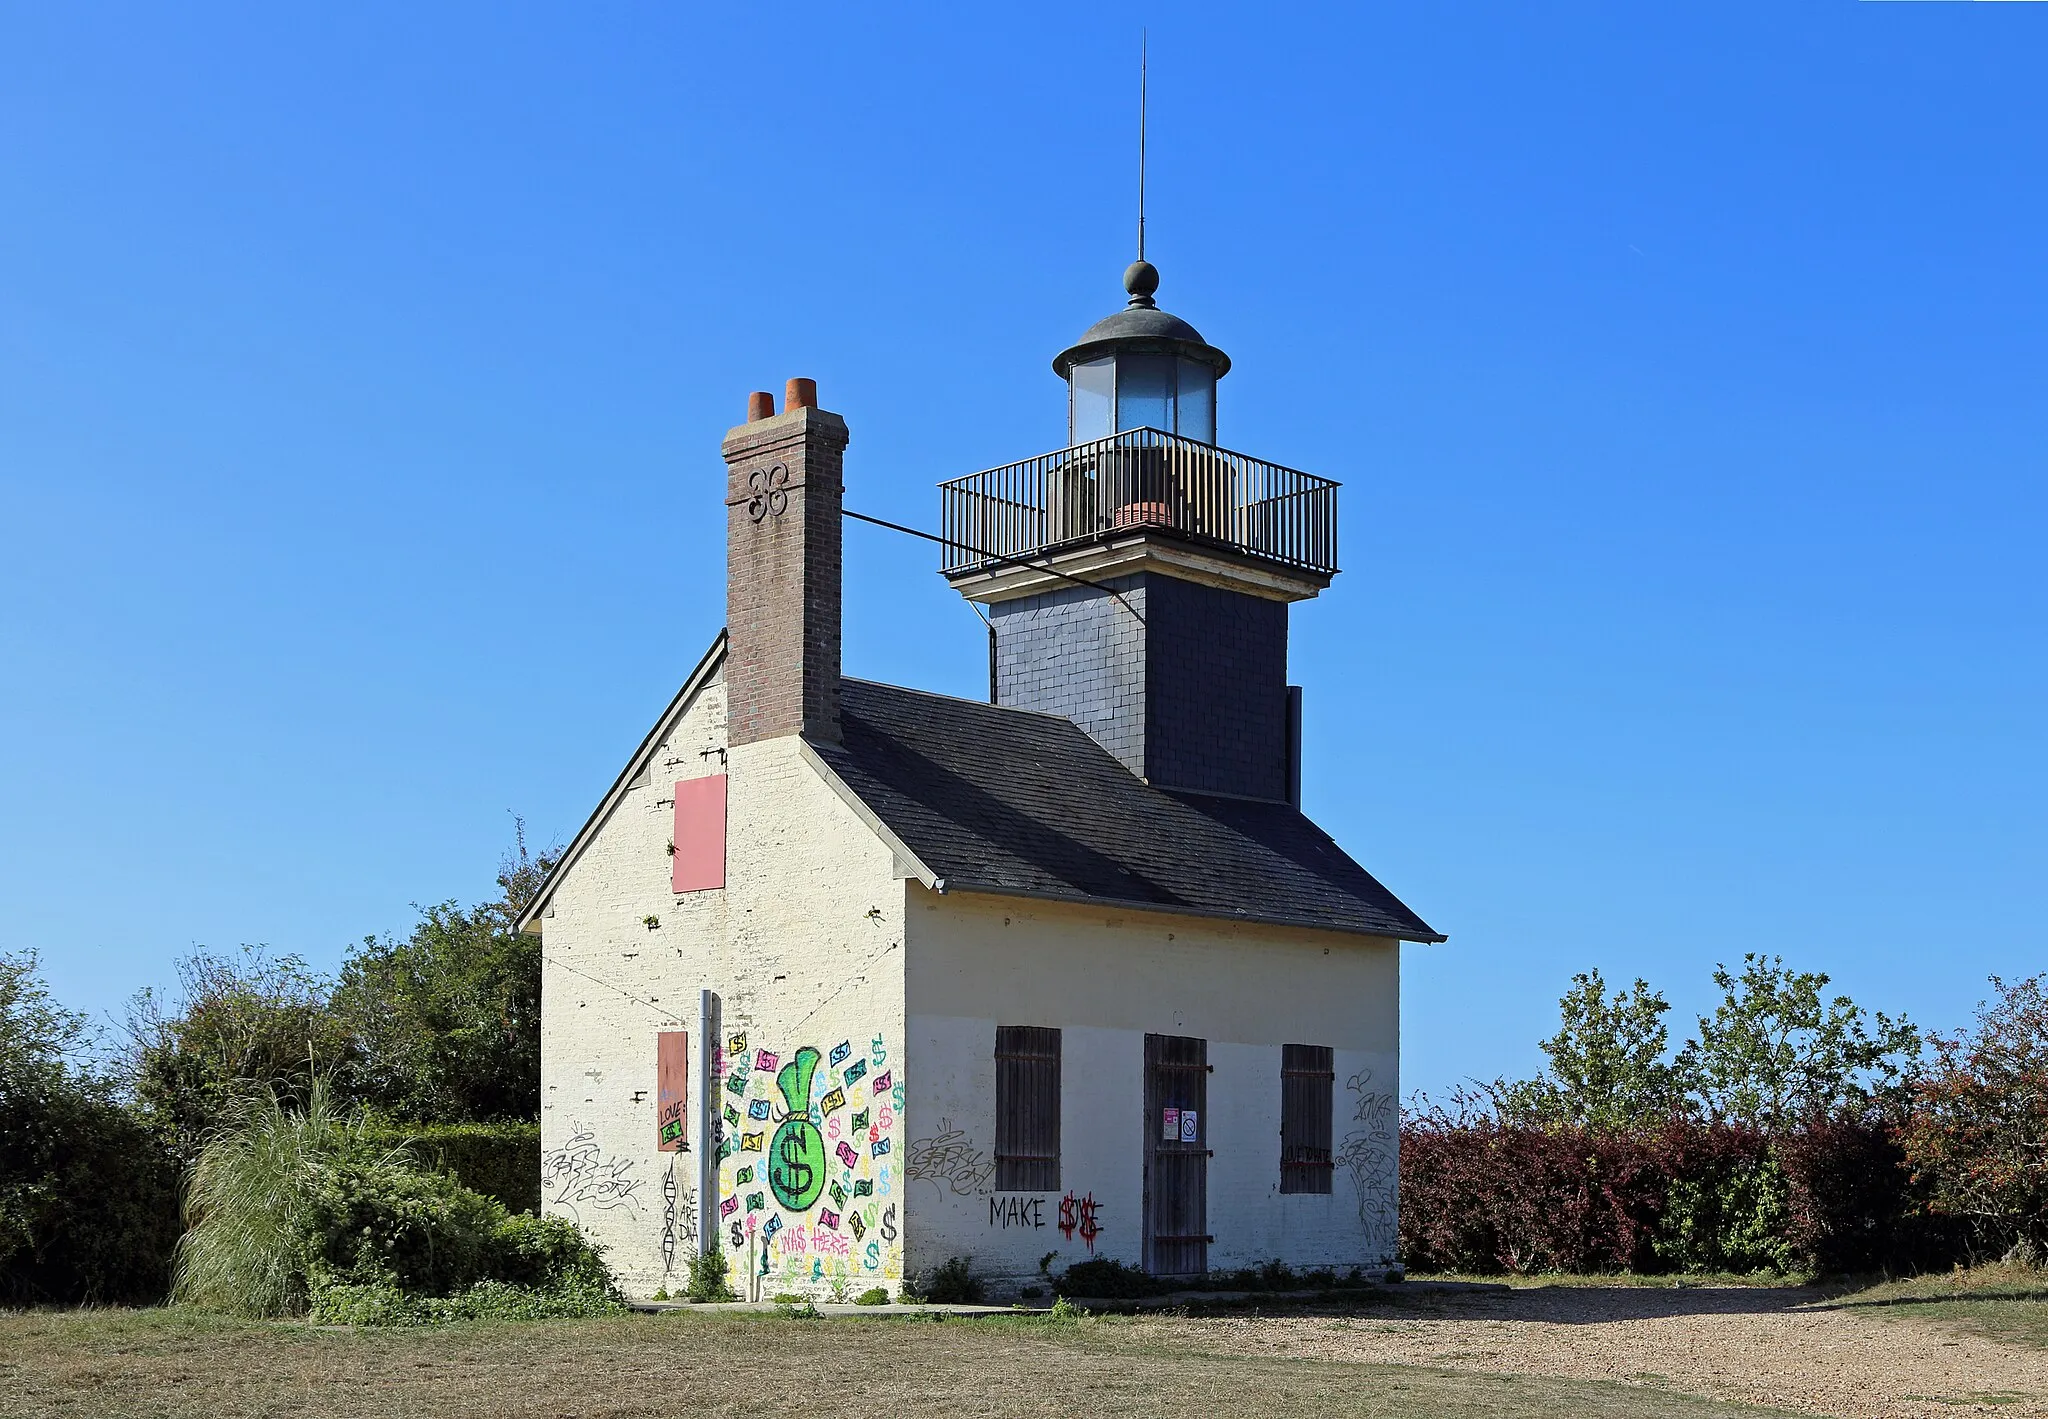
<box><xmin>1655</xmin><ymin>1153</ymin><xmax>1796</xmax><ymax>1275</ymax></box>
<box><xmin>1052</xmin><ymin>1257</ymin><xmax>1170</xmax><ymax>1299</ymax></box>
<box><xmin>302</xmin><ymin>1155</ymin><xmax>506</xmax><ymax>1295</ymax></box>
<box><xmin>683</xmin><ymin>1244</ymin><xmax>736</xmax><ymax>1302</ymax></box>
<box><xmin>174</xmin><ymin>1082</ymin><xmax>617</xmax><ymax>1321</ymax></box>
<box><xmin>1</xmin><ymin>951</ymin><xmax>182</xmax><ymax>1305</ymax></box>
<box><xmin>362</xmin><ymin>1123</ymin><xmax>541</xmax><ymax>1216</ymax></box>
<box><xmin>1204</xmin><ymin>1258</ymin><xmax>1345</xmax><ymax>1292</ymax></box>
<box><xmin>903</xmin><ymin>1255</ymin><xmax>982</xmax><ymax>1304</ymax></box>
<box><xmin>308</xmin><ymin>1276</ymin><xmax>623</xmax><ymax>1326</ymax></box>
<box><xmin>486</xmin><ymin>1212</ymin><xmax>612</xmax><ymax>1291</ymax></box>
<box><xmin>854</xmin><ymin>1285</ymin><xmax>890</xmax><ymax>1305</ymax></box>
<box><xmin>174</xmin><ymin>1081</ymin><xmax>384</xmax><ymax>1315</ymax></box>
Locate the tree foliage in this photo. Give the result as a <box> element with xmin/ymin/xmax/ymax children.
<box><xmin>1899</xmin><ymin>974</ymin><xmax>2048</xmax><ymax>1259</ymax></box>
<box><xmin>331</xmin><ymin>826</ymin><xmax>554</xmax><ymax>1124</ymax></box>
<box><xmin>1</xmin><ymin>951</ymin><xmax>181</xmax><ymax>1304</ymax></box>
<box><xmin>1491</xmin><ymin>971</ymin><xmax>1683</xmax><ymax>1132</ymax></box>
<box><xmin>1483</xmin><ymin>956</ymin><xmax>1920</xmax><ymax>1136</ymax></box>
<box><xmin>1679</xmin><ymin>954</ymin><xmax>1920</xmax><ymax>1128</ymax></box>
<box><xmin>124</xmin><ymin>946</ymin><xmax>359</xmax><ymax>1157</ymax></box>
<box><xmin>126</xmin><ymin>826</ymin><xmax>558</xmax><ymax>1145</ymax></box>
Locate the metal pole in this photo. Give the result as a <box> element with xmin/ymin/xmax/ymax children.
<box><xmin>697</xmin><ymin>988</ymin><xmax>718</xmax><ymax>1260</ymax></box>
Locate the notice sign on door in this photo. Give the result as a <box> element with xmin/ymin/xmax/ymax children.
<box><xmin>1161</xmin><ymin>1106</ymin><xmax>1179</xmax><ymax>1141</ymax></box>
<box><xmin>1180</xmin><ymin>1109</ymin><xmax>1199</xmax><ymax>1143</ymax></box>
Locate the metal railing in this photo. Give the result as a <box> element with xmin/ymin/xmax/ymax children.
<box><xmin>938</xmin><ymin>428</ymin><xmax>1339</xmax><ymax>578</ymax></box>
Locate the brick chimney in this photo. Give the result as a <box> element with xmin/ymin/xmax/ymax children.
<box><xmin>722</xmin><ymin>381</ymin><xmax>849</xmax><ymax>746</ymax></box>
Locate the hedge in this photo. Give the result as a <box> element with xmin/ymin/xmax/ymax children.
<box><xmin>1</xmin><ymin>1087</ymin><xmax>183</xmax><ymax>1305</ymax></box>
<box><xmin>364</xmin><ymin>1122</ymin><xmax>541</xmax><ymax>1216</ymax></box>
<box><xmin>1398</xmin><ymin>1117</ymin><xmax>1965</xmax><ymax>1276</ymax></box>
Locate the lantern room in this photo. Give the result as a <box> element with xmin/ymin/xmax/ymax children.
<box><xmin>1054</xmin><ymin>260</ymin><xmax>1231</xmax><ymax>446</ymax></box>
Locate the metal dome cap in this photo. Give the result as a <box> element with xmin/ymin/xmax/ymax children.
<box><xmin>1052</xmin><ymin>261</ymin><xmax>1231</xmax><ymax>379</ymax></box>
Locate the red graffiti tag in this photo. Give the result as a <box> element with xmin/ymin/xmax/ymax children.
<box><xmin>1058</xmin><ymin>1191</ymin><xmax>1102</xmax><ymax>1253</ymax></box>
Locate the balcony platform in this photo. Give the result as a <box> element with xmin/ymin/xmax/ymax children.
<box><xmin>939</xmin><ymin>428</ymin><xmax>1339</xmax><ymax>605</ymax></box>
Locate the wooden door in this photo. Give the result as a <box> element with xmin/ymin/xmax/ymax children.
<box><xmin>1143</xmin><ymin>1033</ymin><xmax>1209</xmax><ymax>1277</ymax></box>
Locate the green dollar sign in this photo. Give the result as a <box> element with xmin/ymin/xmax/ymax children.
<box><xmin>767</xmin><ymin>1046</ymin><xmax>825</xmax><ymax>1212</ymax></box>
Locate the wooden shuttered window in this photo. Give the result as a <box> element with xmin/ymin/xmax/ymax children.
<box><xmin>994</xmin><ymin>1025</ymin><xmax>1061</xmax><ymax>1192</ymax></box>
<box><xmin>1280</xmin><ymin>1043</ymin><xmax>1334</xmax><ymax>1194</ymax></box>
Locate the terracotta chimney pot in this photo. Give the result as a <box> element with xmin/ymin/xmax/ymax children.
<box><xmin>747</xmin><ymin>390</ymin><xmax>776</xmax><ymax>422</ymax></box>
<box><xmin>785</xmin><ymin>377</ymin><xmax>818</xmax><ymax>412</ymax></box>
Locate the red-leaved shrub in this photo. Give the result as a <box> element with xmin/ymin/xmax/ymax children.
<box><xmin>1399</xmin><ymin>1115</ymin><xmax>1953</xmax><ymax>1277</ymax></box>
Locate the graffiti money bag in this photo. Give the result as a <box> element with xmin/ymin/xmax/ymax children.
<box><xmin>767</xmin><ymin>1046</ymin><xmax>827</xmax><ymax>1212</ymax></box>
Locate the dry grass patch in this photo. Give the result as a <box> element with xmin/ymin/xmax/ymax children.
<box><xmin>1131</xmin><ymin>1278</ymin><xmax>2048</xmax><ymax>1418</ymax></box>
<box><xmin>0</xmin><ymin>1305</ymin><xmax>1792</xmax><ymax>1419</ymax></box>
<box><xmin>1828</xmin><ymin>1263</ymin><xmax>2048</xmax><ymax>1351</ymax></box>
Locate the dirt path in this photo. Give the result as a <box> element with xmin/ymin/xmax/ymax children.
<box><xmin>1142</xmin><ymin>1284</ymin><xmax>2048</xmax><ymax>1418</ymax></box>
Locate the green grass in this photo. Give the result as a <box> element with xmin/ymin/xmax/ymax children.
<box><xmin>1824</xmin><ymin>1263</ymin><xmax>2048</xmax><ymax>1350</ymax></box>
<box><xmin>0</xmin><ymin>1305</ymin><xmax>1800</xmax><ymax>1419</ymax></box>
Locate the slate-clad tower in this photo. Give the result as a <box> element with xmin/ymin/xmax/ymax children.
<box><xmin>941</xmin><ymin>260</ymin><xmax>1338</xmax><ymax>805</ymax></box>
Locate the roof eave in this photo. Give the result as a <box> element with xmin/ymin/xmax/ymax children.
<box><xmin>927</xmin><ymin>878</ymin><xmax>1445</xmax><ymax>945</ymax></box>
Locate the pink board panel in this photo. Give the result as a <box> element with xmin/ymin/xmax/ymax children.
<box><xmin>672</xmin><ymin>774</ymin><xmax>727</xmax><ymax>893</ymax></box>
<box><xmin>657</xmin><ymin>1030</ymin><xmax>689</xmax><ymax>1152</ymax></box>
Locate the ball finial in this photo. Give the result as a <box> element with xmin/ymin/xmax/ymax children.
<box><xmin>1123</xmin><ymin>260</ymin><xmax>1160</xmax><ymax>307</ymax></box>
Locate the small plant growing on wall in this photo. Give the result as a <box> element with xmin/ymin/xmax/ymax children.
<box><xmin>642</xmin><ymin>915</ymin><xmax>660</xmax><ymax>931</ymax></box>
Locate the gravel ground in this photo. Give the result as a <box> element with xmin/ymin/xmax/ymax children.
<box><xmin>1143</xmin><ymin>1284</ymin><xmax>2048</xmax><ymax>1418</ymax></box>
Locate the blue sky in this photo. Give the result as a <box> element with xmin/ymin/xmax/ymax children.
<box><xmin>2</xmin><ymin>4</ymin><xmax>2041</xmax><ymax>1099</ymax></box>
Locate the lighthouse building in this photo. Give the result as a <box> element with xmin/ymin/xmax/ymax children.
<box><xmin>519</xmin><ymin>262</ymin><xmax>1441</xmax><ymax>1300</ymax></box>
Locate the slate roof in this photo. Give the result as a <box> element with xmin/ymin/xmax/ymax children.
<box><xmin>811</xmin><ymin>678</ymin><xmax>1443</xmax><ymax>943</ymax></box>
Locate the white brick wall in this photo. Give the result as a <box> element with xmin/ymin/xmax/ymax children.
<box><xmin>903</xmin><ymin>889</ymin><xmax>1401</xmax><ymax>1291</ymax></box>
<box><xmin>539</xmin><ymin>673</ymin><xmax>729</xmax><ymax>1298</ymax></box>
<box><xmin>538</xmin><ymin>666</ymin><xmax>911</xmax><ymax>1302</ymax></box>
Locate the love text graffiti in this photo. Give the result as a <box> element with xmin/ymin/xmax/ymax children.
<box><xmin>1058</xmin><ymin>1191</ymin><xmax>1103</xmax><ymax>1253</ymax></box>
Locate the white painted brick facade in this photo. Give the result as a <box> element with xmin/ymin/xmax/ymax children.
<box><xmin>904</xmin><ymin>890</ymin><xmax>1400</xmax><ymax>1290</ymax></box>
<box><xmin>538</xmin><ymin>666</ymin><xmax>909</xmax><ymax>1300</ymax></box>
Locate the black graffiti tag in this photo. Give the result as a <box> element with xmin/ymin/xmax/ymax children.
<box><xmin>905</xmin><ymin>1120</ymin><xmax>995</xmax><ymax>1196</ymax></box>
<box><xmin>543</xmin><ymin>1128</ymin><xmax>644</xmax><ymax>1221</ymax></box>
